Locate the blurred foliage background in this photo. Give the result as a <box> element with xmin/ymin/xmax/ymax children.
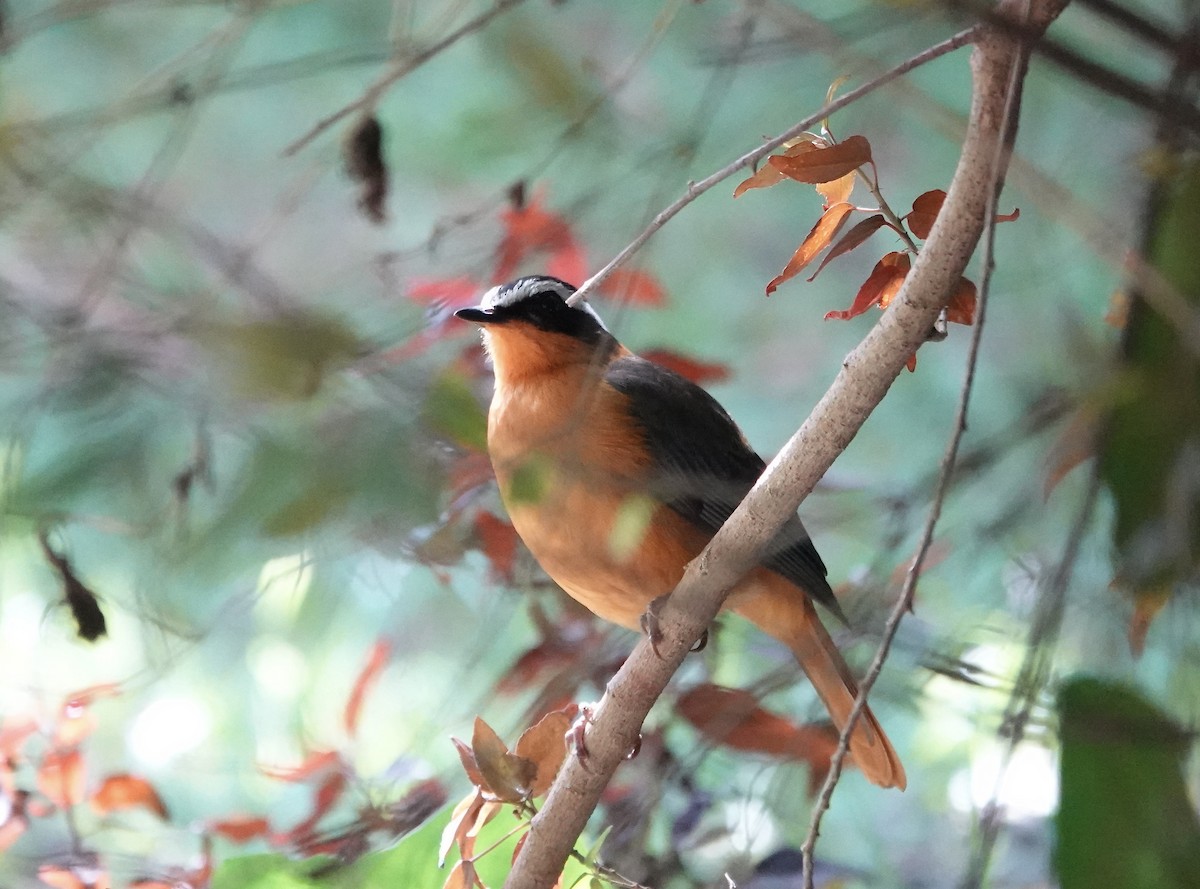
<box><xmin>1</xmin><ymin>0</ymin><xmax>1198</xmax><ymax>887</ymax></box>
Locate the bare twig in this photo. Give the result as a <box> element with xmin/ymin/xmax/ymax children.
<box><xmin>281</xmin><ymin>0</ymin><xmax>529</xmax><ymax>157</ymax></box>
<box><xmin>800</xmin><ymin>0</ymin><xmax>1035</xmax><ymax>880</ymax></box>
<box><xmin>959</xmin><ymin>481</ymin><xmax>1100</xmax><ymax>889</ymax></box>
<box><xmin>505</xmin><ymin>3</ymin><xmax>1068</xmax><ymax>887</ymax></box>
<box><xmin>565</xmin><ymin>25</ymin><xmax>980</xmax><ymax>307</ymax></box>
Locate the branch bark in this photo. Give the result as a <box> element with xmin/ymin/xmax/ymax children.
<box><xmin>504</xmin><ymin>2</ymin><xmax>1070</xmax><ymax>887</ymax></box>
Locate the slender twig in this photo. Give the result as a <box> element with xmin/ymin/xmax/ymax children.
<box><xmin>281</xmin><ymin>0</ymin><xmax>529</xmax><ymax>157</ymax></box>
<box><xmin>565</xmin><ymin>25</ymin><xmax>980</xmax><ymax>307</ymax></box>
<box><xmin>799</xmin><ymin>0</ymin><xmax>1034</xmax><ymax>881</ymax></box>
<box><xmin>863</xmin><ymin>164</ymin><xmax>920</xmax><ymax>254</ymax></box>
<box><xmin>957</xmin><ymin>472</ymin><xmax>1099</xmax><ymax>889</ymax></box>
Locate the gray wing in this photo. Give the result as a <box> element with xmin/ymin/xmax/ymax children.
<box><xmin>605</xmin><ymin>355</ymin><xmax>844</xmax><ymax>622</ymax></box>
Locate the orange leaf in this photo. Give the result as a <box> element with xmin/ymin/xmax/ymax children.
<box><xmin>767</xmin><ymin>135</ymin><xmax>872</xmax><ymax>185</ymax></box>
<box><xmin>807</xmin><ymin>213</ymin><xmax>888</xmax><ymax>282</ymax></box>
<box><xmin>38</xmin><ymin>748</ymin><xmax>85</xmax><ymax>809</ymax></box>
<box><xmin>906</xmin><ymin>189</ymin><xmax>946</xmax><ymax>239</ymax></box>
<box><xmin>595</xmin><ymin>268</ymin><xmax>667</xmax><ymax>306</ymax></box>
<box><xmin>210</xmin><ymin>814</ymin><xmax>272</xmax><ymax>843</ymax></box>
<box><xmin>947</xmin><ymin>277</ymin><xmax>977</xmax><ymax>325</ymax></box>
<box><xmin>91</xmin><ymin>773</ymin><xmax>169</xmax><ymax>819</ymax></box>
<box><xmin>825</xmin><ymin>252</ymin><xmax>910</xmax><ymax>320</ymax></box>
<box><xmin>816</xmin><ymin>169</ymin><xmax>856</xmax><ymax>207</ymax></box>
<box><xmin>471</xmin><ymin>717</ymin><xmax>536</xmax><ymax>803</ymax></box>
<box><xmin>677</xmin><ymin>684</ymin><xmax>831</xmax><ymax>758</ymax></box>
<box><xmin>1129</xmin><ymin>586</ymin><xmax>1171</xmax><ymax>657</ymax></box>
<box><xmin>344</xmin><ymin>637</ymin><xmax>393</xmax><ymax>737</ymax></box>
<box><xmin>513</xmin><ymin>709</ymin><xmax>571</xmax><ymax>797</ymax></box>
<box><xmin>676</xmin><ymin>684</ymin><xmax>838</xmax><ymax>792</ymax></box>
<box><xmin>640</xmin><ymin>349</ymin><xmax>730</xmax><ymax>385</ymax></box>
<box><xmin>765</xmin><ymin>202</ymin><xmax>855</xmax><ymax>295</ymax></box>
<box><xmin>259</xmin><ymin>749</ymin><xmax>340</xmax><ymax>782</ymax></box>
<box><xmin>907</xmin><ymin>189</ymin><xmax>1018</xmax><ymax>239</ymax></box>
<box><xmin>733</xmin><ymin>138</ymin><xmax>823</xmax><ymax>197</ymax></box>
<box><xmin>474</xmin><ymin>513</ymin><xmax>519</xmax><ymax>584</ymax></box>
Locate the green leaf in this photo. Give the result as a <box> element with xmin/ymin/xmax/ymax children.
<box><xmin>1099</xmin><ymin>159</ymin><xmax>1200</xmax><ymax>593</ymax></box>
<box><xmin>422</xmin><ymin>369</ymin><xmax>488</xmax><ymax>453</ymax></box>
<box><xmin>1055</xmin><ymin>676</ymin><xmax>1200</xmax><ymax>889</ymax></box>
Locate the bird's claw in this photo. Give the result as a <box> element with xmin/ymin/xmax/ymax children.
<box><xmin>567</xmin><ymin>703</ymin><xmax>641</xmax><ymax>765</ymax></box>
<box><xmin>640</xmin><ymin>595</ymin><xmax>708</xmax><ymax>656</ymax></box>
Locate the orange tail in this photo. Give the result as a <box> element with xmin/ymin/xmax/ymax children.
<box><xmin>731</xmin><ymin>576</ymin><xmax>907</xmax><ymax>790</ymax></box>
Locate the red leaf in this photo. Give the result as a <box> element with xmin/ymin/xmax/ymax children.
<box><xmin>280</xmin><ymin>770</ymin><xmax>347</xmax><ymax>845</ymax></box>
<box><xmin>676</xmin><ymin>684</ymin><xmax>838</xmax><ymax>793</ymax></box>
<box><xmin>807</xmin><ymin>213</ymin><xmax>888</xmax><ymax>282</ymax></box>
<box><xmin>474</xmin><ymin>512</ymin><xmax>519</xmax><ymax>584</ymax></box>
<box><xmin>38</xmin><ymin>748</ymin><xmax>85</xmax><ymax>809</ymax></box>
<box><xmin>947</xmin><ymin>277</ymin><xmax>977</xmax><ymax>325</ymax></box>
<box><xmin>906</xmin><ymin>189</ymin><xmax>946</xmax><ymax>239</ymax></box>
<box><xmin>495</xmin><ymin>191</ymin><xmax>582</xmax><ymax>283</ymax></box>
<box><xmin>91</xmin><ymin>773</ymin><xmax>169</xmax><ymax>819</ymax></box>
<box><xmin>768</xmin><ymin>135</ymin><xmax>872</xmax><ymax>185</ymax></box>
<box><xmin>259</xmin><ymin>749</ymin><xmax>341</xmax><ymax>782</ymax></box>
<box><xmin>824</xmin><ymin>252</ymin><xmax>910</xmax><ymax>320</ymax></box>
<box><xmin>906</xmin><ymin>189</ymin><xmax>1018</xmax><ymax>239</ymax></box>
<box><xmin>640</xmin><ymin>349</ymin><xmax>730</xmax><ymax>385</ymax></box>
<box><xmin>344</xmin><ymin>638</ymin><xmax>393</xmax><ymax>738</ymax></box>
<box><xmin>595</xmin><ymin>268</ymin><xmax>667</xmax><ymax>306</ymax></box>
<box><xmin>765</xmin><ymin>202</ymin><xmax>856</xmax><ymax>295</ymax></box>
<box><xmin>210</xmin><ymin>815</ymin><xmax>272</xmax><ymax>843</ymax></box>
<box><xmin>545</xmin><ymin>244</ymin><xmax>588</xmax><ymax>287</ymax></box>
<box><xmin>406</xmin><ymin>276</ymin><xmax>481</xmax><ymax>308</ymax></box>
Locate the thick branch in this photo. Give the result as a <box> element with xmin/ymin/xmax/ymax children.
<box><xmin>504</xmin><ymin>2</ymin><xmax>1069</xmax><ymax>887</ymax></box>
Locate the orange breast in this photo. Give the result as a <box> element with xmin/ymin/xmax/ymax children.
<box><xmin>488</xmin><ymin>365</ymin><xmax>710</xmax><ymax>629</ymax></box>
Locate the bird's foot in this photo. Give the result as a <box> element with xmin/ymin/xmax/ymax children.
<box><xmin>640</xmin><ymin>594</ymin><xmax>708</xmax><ymax>656</ymax></box>
<box><xmin>567</xmin><ymin>703</ymin><xmax>596</xmax><ymax>765</ymax></box>
<box><xmin>567</xmin><ymin>703</ymin><xmax>641</xmax><ymax>765</ymax></box>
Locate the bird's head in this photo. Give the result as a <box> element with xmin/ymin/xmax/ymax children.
<box><xmin>455</xmin><ymin>276</ymin><xmax>615</xmax><ymax>379</ymax></box>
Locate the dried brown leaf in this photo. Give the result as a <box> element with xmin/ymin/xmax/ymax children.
<box><xmin>471</xmin><ymin>717</ymin><xmax>536</xmax><ymax>803</ymax></box>
<box><xmin>513</xmin><ymin>710</ymin><xmax>571</xmax><ymax>797</ymax></box>
<box><xmin>767</xmin><ymin>134</ymin><xmax>872</xmax><ymax>185</ymax></box>
<box><xmin>765</xmin><ymin>202</ymin><xmax>855</xmax><ymax>295</ymax></box>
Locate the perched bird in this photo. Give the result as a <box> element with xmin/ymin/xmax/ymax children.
<box><xmin>456</xmin><ymin>275</ymin><xmax>905</xmax><ymax>789</ymax></box>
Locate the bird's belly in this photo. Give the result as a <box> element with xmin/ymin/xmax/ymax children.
<box><xmin>503</xmin><ymin>478</ymin><xmax>703</xmax><ymax>631</ymax></box>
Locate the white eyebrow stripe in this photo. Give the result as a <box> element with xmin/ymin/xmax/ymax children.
<box><xmin>479</xmin><ymin>276</ymin><xmax>608</xmax><ymax>330</ymax></box>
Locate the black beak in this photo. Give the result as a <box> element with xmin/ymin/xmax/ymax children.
<box><xmin>455</xmin><ymin>306</ymin><xmax>498</xmax><ymax>324</ymax></box>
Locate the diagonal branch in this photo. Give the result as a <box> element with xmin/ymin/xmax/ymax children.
<box><xmin>505</xmin><ymin>2</ymin><xmax>1070</xmax><ymax>888</ymax></box>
